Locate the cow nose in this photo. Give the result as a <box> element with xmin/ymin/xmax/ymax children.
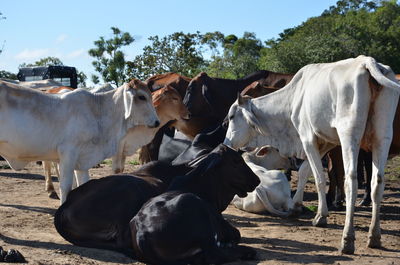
<box><xmin>153</xmin><ymin>120</ymin><xmax>160</xmax><ymax>128</ymax></box>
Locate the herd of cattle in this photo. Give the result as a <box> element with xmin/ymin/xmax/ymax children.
<box><xmin>0</xmin><ymin>55</ymin><xmax>400</xmax><ymax>264</ymax></box>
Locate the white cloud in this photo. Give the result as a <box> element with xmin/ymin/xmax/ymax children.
<box><xmin>56</xmin><ymin>34</ymin><xmax>68</xmax><ymax>44</ymax></box>
<box><xmin>66</xmin><ymin>49</ymin><xmax>85</xmax><ymax>59</ymax></box>
<box><xmin>14</xmin><ymin>48</ymin><xmax>52</xmax><ymax>60</ymax></box>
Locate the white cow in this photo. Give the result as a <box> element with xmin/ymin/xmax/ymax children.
<box><xmin>90</xmin><ymin>83</ymin><xmax>115</xmax><ymax>93</ymax></box>
<box><xmin>0</xmin><ymin>79</ymin><xmax>159</xmax><ymax>204</ymax></box>
<box><xmin>224</xmin><ymin>56</ymin><xmax>400</xmax><ymax>254</ymax></box>
<box><xmin>111</xmin><ymin>85</ymin><xmax>189</xmax><ymax>173</ymax></box>
<box><xmin>19</xmin><ymin>79</ymin><xmax>63</xmax><ymax>91</ymax></box>
<box><xmin>232</xmin><ymin>146</ymin><xmax>294</xmax><ymax>216</ymax></box>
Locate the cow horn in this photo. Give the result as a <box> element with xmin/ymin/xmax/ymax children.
<box><xmin>237</xmin><ymin>92</ymin><xmax>244</xmax><ymax>105</ymax></box>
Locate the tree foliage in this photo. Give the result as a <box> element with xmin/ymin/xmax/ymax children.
<box><xmin>207</xmin><ymin>32</ymin><xmax>263</xmax><ymax>79</ymax></box>
<box><xmin>19</xmin><ymin>56</ymin><xmax>64</xmax><ymax>68</ymax></box>
<box><xmin>259</xmin><ymin>0</ymin><xmax>400</xmax><ymax>73</ymax></box>
<box><xmin>0</xmin><ymin>70</ymin><xmax>17</xmax><ymax>80</ymax></box>
<box><xmin>89</xmin><ymin>27</ymin><xmax>134</xmax><ymax>86</ymax></box>
<box><xmin>126</xmin><ymin>32</ymin><xmax>208</xmax><ymax>80</ymax></box>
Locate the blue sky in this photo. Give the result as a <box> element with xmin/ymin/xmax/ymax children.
<box><xmin>1</xmin><ymin>0</ymin><xmax>338</xmax><ymax>83</ymax></box>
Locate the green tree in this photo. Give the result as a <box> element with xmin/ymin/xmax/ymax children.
<box><xmin>207</xmin><ymin>32</ymin><xmax>264</xmax><ymax>79</ymax></box>
<box><xmin>258</xmin><ymin>0</ymin><xmax>400</xmax><ymax>73</ymax></box>
<box><xmin>19</xmin><ymin>56</ymin><xmax>64</xmax><ymax>68</ymax></box>
<box><xmin>126</xmin><ymin>32</ymin><xmax>206</xmax><ymax>80</ymax></box>
<box><xmin>89</xmin><ymin>27</ymin><xmax>134</xmax><ymax>86</ymax></box>
<box><xmin>0</xmin><ymin>70</ymin><xmax>17</xmax><ymax>80</ymax></box>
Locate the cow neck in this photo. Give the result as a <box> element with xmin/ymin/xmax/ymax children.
<box><xmin>92</xmin><ymin>86</ymin><xmax>127</xmax><ymax>140</ymax></box>
<box><xmin>237</xmin><ymin>70</ymin><xmax>269</xmax><ymax>89</ymax></box>
<box><xmin>249</xmin><ymin>86</ymin><xmax>306</xmax><ymax>159</ymax></box>
<box><xmin>168</xmin><ymin>165</ymin><xmax>229</xmax><ymax>213</ymax></box>
<box><xmin>210</xmin><ymin>72</ymin><xmax>268</xmax><ymax>121</ymax></box>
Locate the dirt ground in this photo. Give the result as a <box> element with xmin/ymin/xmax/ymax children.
<box><xmin>0</xmin><ymin>155</ymin><xmax>399</xmax><ymax>265</ymax></box>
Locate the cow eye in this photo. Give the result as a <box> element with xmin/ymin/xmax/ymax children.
<box><xmin>172</xmin><ymin>97</ymin><xmax>179</xmax><ymax>101</ymax></box>
<box><xmin>138</xmin><ymin>95</ymin><xmax>146</xmax><ymax>101</ymax></box>
<box><xmin>229</xmin><ymin>115</ymin><xmax>234</xmax><ymax>120</ymax></box>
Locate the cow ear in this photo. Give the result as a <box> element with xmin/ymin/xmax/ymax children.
<box><xmin>238</xmin><ymin>92</ymin><xmax>245</xmax><ymax>105</ymax></box>
<box><xmin>202</xmin><ymin>84</ymin><xmax>215</xmax><ymax>110</ymax></box>
<box><xmin>123</xmin><ymin>84</ymin><xmax>136</xmax><ymax>119</ymax></box>
<box><xmin>256</xmin><ymin>146</ymin><xmax>270</xmax><ymax>157</ymax></box>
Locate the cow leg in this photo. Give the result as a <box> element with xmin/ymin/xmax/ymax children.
<box><xmin>292</xmin><ymin>161</ymin><xmax>312</xmax><ymax>213</ymax></box>
<box><xmin>359</xmin><ymin>152</ymin><xmax>372</xmax><ymax>206</ymax></box>
<box><xmin>367</xmin><ymin>86</ymin><xmax>397</xmax><ymax>249</ymax></box>
<box><xmin>58</xmin><ymin>154</ymin><xmax>77</xmax><ymax>204</ymax></box>
<box><xmin>112</xmin><ymin>140</ymin><xmax>126</xmax><ymax>174</ymax></box>
<box><xmin>111</xmin><ymin>154</ymin><xmax>126</xmax><ymax>174</ymax></box>
<box><xmin>301</xmin><ymin>141</ymin><xmax>332</xmax><ymax>227</ymax></box>
<box><xmin>337</xmin><ymin>139</ymin><xmax>360</xmax><ymax>254</ymax></box>
<box><xmin>75</xmin><ymin>170</ymin><xmax>90</xmax><ymax>187</ymax></box>
<box><xmin>43</xmin><ymin>161</ymin><xmax>59</xmax><ymax>199</ymax></box>
<box><xmin>326</xmin><ymin>156</ymin><xmax>336</xmax><ymax>208</ymax></box>
<box><xmin>214</xmin><ymin>215</ymin><xmax>240</xmax><ymax>245</ymax></box>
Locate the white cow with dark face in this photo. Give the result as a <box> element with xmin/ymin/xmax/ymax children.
<box><xmin>224</xmin><ymin>56</ymin><xmax>400</xmax><ymax>254</ymax></box>
<box><xmin>0</xmin><ymin>79</ymin><xmax>159</xmax><ymax>204</ymax></box>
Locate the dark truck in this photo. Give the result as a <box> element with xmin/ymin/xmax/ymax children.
<box><xmin>17</xmin><ymin>65</ymin><xmax>78</xmax><ymax>88</ymax></box>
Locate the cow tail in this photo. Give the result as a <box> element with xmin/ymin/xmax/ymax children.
<box><xmin>365</xmin><ymin>57</ymin><xmax>400</xmax><ymax>92</ymax></box>
<box><xmin>255</xmin><ymin>186</ymin><xmax>290</xmax><ymax>217</ymax></box>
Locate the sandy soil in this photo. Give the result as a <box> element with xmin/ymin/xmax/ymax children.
<box><xmin>0</xmin><ymin>156</ymin><xmax>399</xmax><ymax>265</ymax></box>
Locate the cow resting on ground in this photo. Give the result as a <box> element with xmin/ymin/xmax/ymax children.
<box><xmin>232</xmin><ymin>146</ymin><xmax>294</xmax><ymax>216</ymax></box>
<box><xmin>130</xmin><ymin>144</ymin><xmax>260</xmax><ymax>264</ymax></box>
<box><xmin>223</xmin><ymin>56</ymin><xmax>400</xmax><ymax>254</ymax></box>
<box><xmin>0</xmin><ymin>79</ymin><xmax>159</xmax><ymax>204</ymax></box>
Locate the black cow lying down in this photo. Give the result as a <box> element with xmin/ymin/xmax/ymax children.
<box><xmin>54</xmin><ymin>162</ymin><xmax>191</xmax><ymax>256</ymax></box>
<box><xmin>171</xmin><ymin>124</ymin><xmax>227</xmax><ymax>165</ymax></box>
<box><xmin>54</xmin><ymin>144</ymin><xmax>259</xmax><ymax>264</ymax></box>
<box><xmin>130</xmin><ymin>144</ymin><xmax>260</xmax><ymax>265</ymax></box>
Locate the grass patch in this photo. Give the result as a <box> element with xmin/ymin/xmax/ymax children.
<box><xmin>101</xmin><ymin>159</ymin><xmax>112</xmax><ymax>165</ymax></box>
<box><xmin>0</xmin><ymin>164</ymin><xmax>11</xmax><ymax>169</ymax></box>
<box><xmin>305</xmin><ymin>205</ymin><xmax>318</xmax><ymax>212</ymax></box>
<box><xmin>129</xmin><ymin>160</ymin><xmax>140</xmax><ymax>166</ymax></box>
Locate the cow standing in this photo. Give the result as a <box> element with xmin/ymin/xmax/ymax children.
<box><xmin>224</xmin><ymin>56</ymin><xmax>400</xmax><ymax>254</ymax></box>
<box><xmin>0</xmin><ymin>79</ymin><xmax>159</xmax><ymax>203</ymax></box>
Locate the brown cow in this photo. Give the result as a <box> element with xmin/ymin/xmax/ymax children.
<box><xmin>182</xmin><ymin>71</ymin><xmax>277</xmax><ymax>138</ymax></box>
<box><xmin>145</xmin><ymin>72</ymin><xmax>191</xmax><ymax>98</ymax></box>
<box><xmin>139</xmin><ymin>73</ymin><xmax>192</xmax><ymax>163</ymax></box>
<box><xmin>241</xmin><ymin>81</ymin><xmax>280</xmax><ymax>98</ymax></box>
<box><xmin>259</xmin><ymin>71</ymin><xmax>294</xmax><ymax>88</ymax></box>
<box><xmin>45</xmin><ymin>86</ymin><xmax>75</xmax><ymax>94</ymax></box>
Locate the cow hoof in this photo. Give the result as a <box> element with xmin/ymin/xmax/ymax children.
<box><xmin>312</xmin><ymin>214</ymin><xmax>327</xmax><ymax>227</ymax></box>
<box><xmin>4</xmin><ymin>249</ymin><xmax>26</xmax><ymax>263</ymax></box>
<box><xmin>48</xmin><ymin>191</ymin><xmax>59</xmax><ymax>200</ymax></box>
<box><xmin>367</xmin><ymin>236</ymin><xmax>381</xmax><ymax>248</ymax></box>
<box><xmin>0</xmin><ymin>247</ymin><xmax>6</xmax><ymax>261</ymax></box>
<box><xmin>292</xmin><ymin>204</ymin><xmax>303</xmax><ymax>214</ymax></box>
<box><xmin>340</xmin><ymin>240</ymin><xmax>355</xmax><ymax>255</ymax></box>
